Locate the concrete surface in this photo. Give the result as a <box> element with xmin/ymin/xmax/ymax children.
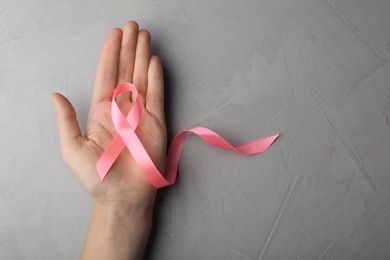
<box><xmin>1</xmin><ymin>0</ymin><xmax>390</xmax><ymax>259</ymax></box>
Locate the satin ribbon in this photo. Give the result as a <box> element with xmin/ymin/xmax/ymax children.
<box><xmin>96</xmin><ymin>83</ymin><xmax>279</xmax><ymax>188</ymax></box>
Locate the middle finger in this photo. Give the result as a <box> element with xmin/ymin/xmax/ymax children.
<box><xmin>116</xmin><ymin>21</ymin><xmax>139</xmax><ymax>103</ymax></box>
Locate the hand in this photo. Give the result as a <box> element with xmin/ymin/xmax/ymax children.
<box><xmin>52</xmin><ymin>21</ymin><xmax>166</xmax><ymax>210</ymax></box>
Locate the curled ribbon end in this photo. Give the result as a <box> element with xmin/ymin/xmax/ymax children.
<box><xmin>98</xmin><ymin>170</ymin><xmax>106</xmax><ymax>181</ymax></box>
<box><xmin>271</xmin><ymin>134</ymin><xmax>280</xmax><ymax>141</ymax></box>
<box><xmin>96</xmin><ymin>160</ymin><xmax>109</xmax><ymax>181</ymax></box>
<box><xmin>266</xmin><ymin>134</ymin><xmax>280</xmax><ymax>149</ymax></box>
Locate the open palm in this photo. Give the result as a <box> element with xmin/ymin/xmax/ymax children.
<box><xmin>52</xmin><ymin>21</ymin><xmax>166</xmax><ymax>206</ymax></box>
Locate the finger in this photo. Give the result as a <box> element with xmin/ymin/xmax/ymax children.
<box><xmin>132</xmin><ymin>29</ymin><xmax>151</xmax><ymax>105</ymax></box>
<box><xmin>51</xmin><ymin>93</ymin><xmax>83</xmax><ymax>159</ymax></box>
<box><xmin>146</xmin><ymin>56</ymin><xmax>165</xmax><ymax>122</ymax></box>
<box><xmin>92</xmin><ymin>28</ymin><xmax>122</xmax><ymax>104</ymax></box>
<box><xmin>116</xmin><ymin>21</ymin><xmax>139</xmax><ymax>103</ymax></box>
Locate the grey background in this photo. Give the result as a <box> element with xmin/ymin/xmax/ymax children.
<box><xmin>1</xmin><ymin>0</ymin><xmax>390</xmax><ymax>259</ymax></box>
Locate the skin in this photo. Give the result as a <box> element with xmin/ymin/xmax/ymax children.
<box><xmin>52</xmin><ymin>21</ymin><xmax>166</xmax><ymax>259</ymax></box>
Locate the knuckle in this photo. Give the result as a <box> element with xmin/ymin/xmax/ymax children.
<box><xmin>133</xmin><ymin>76</ymin><xmax>147</xmax><ymax>87</ymax></box>
<box><xmin>117</xmin><ymin>69</ymin><xmax>132</xmax><ymax>81</ymax></box>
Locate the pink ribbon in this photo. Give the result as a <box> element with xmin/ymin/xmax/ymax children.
<box><xmin>96</xmin><ymin>83</ymin><xmax>279</xmax><ymax>188</ymax></box>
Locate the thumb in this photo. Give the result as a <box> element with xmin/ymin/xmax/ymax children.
<box><xmin>51</xmin><ymin>93</ymin><xmax>83</xmax><ymax>159</ymax></box>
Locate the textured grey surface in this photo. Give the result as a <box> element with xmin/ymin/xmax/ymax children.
<box><xmin>1</xmin><ymin>0</ymin><xmax>390</xmax><ymax>259</ymax></box>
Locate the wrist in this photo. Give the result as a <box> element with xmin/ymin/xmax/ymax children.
<box><xmin>93</xmin><ymin>199</ymin><xmax>154</xmax><ymax>226</ymax></box>
<box><xmin>93</xmin><ymin>201</ymin><xmax>153</xmax><ymax>249</ymax></box>
<box><xmin>80</xmin><ymin>199</ymin><xmax>153</xmax><ymax>260</ymax></box>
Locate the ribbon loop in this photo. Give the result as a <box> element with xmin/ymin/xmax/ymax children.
<box><xmin>96</xmin><ymin>83</ymin><xmax>279</xmax><ymax>188</ymax></box>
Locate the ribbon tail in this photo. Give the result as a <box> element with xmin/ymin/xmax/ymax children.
<box><xmin>234</xmin><ymin>134</ymin><xmax>280</xmax><ymax>154</ymax></box>
<box><xmin>162</xmin><ymin>127</ymin><xmax>279</xmax><ymax>188</ymax></box>
<box><xmin>96</xmin><ymin>134</ymin><xmax>125</xmax><ymax>180</ymax></box>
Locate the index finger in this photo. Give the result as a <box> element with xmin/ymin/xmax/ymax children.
<box><xmin>92</xmin><ymin>28</ymin><xmax>122</xmax><ymax>104</ymax></box>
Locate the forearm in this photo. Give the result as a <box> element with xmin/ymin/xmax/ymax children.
<box><xmin>81</xmin><ymin>200</ymin><xmax>153</xmax><ymax>260</ymax></box>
